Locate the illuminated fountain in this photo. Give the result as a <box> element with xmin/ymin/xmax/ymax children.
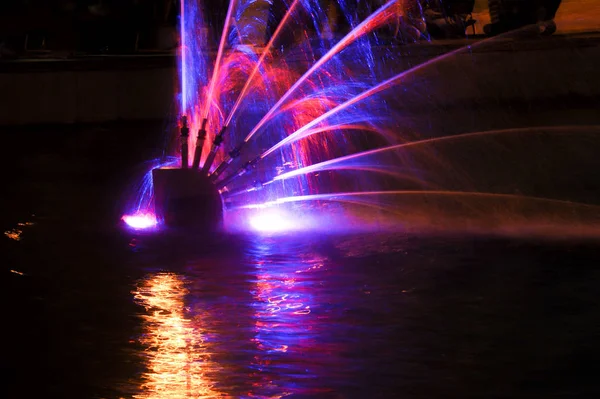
<box><xmin>123</xmin><ymin>0</ymin><xmax>600</xmax><ymax>237</ymax></box>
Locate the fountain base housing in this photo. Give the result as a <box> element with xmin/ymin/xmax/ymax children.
<box><xmin>152</xmin><ymin>168</ymin><xmax>223</xmax><ymax>231</ymax></box>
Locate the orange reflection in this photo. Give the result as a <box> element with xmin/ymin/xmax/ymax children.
<box><xmin>4</xmin><ymin>229</ymin><xmax>22</xmax><ymax>241</ymax></box>
<box><xmin>132</xmin><ymin>273</ymin><xmax>221</xmax><ymax>399</ymax></box>
<box><xmin>4</xmin><ymin>220</ymin><xmax>35</xmax><ymax>241</ymax></box>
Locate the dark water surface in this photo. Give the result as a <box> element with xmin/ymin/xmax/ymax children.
<box><xmin>2</xmin><ymin>122</ymin><xmax>600</xmax><ymax>398</ymax></box>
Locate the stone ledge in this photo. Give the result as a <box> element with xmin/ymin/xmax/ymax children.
<box><xmin>1</xmin><ymin>34</ymin><xmax>598</xmax><ymax>125</ymax></box>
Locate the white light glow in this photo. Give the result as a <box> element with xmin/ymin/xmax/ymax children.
<box><xmin>122</xmin><ymin>213</ymin><xmax>158</xmax><ymax>230</ymax></box>
<box><xmin>249</xmin><ymin>210</ymin><xmax>294</xmax><ymax>233</ymax></box>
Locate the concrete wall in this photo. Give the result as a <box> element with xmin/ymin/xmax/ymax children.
<box><xmin>1</xmin><ymin>34</ymin><xmax>598</xmax><ymax>126</ymax></box>
<box><xmin>391</xmin><ymin>36</ymin><xmax>600</xmax><ymax>110</ymax></box>
<box><xmin>0</xmin><ymin>67</ymin><xmax>175</xmax><ymax>125</ymax></box>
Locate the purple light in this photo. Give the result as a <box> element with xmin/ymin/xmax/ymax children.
<box><xmin>122</xmin><ymin>213</ymin><xmax>158</xmax><ymax>230</ymax></box>
<box><xmin>249</xmin><ymin>210</ymin><xmax>295</xmax><ymax>233</ymax></box>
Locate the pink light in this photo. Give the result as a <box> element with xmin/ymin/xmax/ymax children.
<box><xmin>122</xmin><ymin>213</ymin><xmax>158</xmax><ymax>230</ymax></box>
<box><xmin>243</xmin><ymin>0</ymin><xmax>399</xmax><ymax>143</ymax></box>
<box><xmin>249</xmin><ymin>210</ymin><xmax>294</xmax><ymax>233</ymax></box>
<box><xmin>180</xmin><ymin>0</ymin><xmax>186</xmax><ymax>111</ymax></box>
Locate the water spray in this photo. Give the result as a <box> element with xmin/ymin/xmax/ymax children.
<box><xmin>240</xmin><ymin>0</ymin><xmax>399</xmax><ymax>144</ymax></box>
<box><xmin>180</xmin><ymin>115</ymin><xmax>190</xmax><ymax>169</ymax></box>
<box><xmin>191</xmin><ymin>118</ymin><xmax>208</xmax><ymax>169</ymax></box>
<box><xmin>201</xmin><ymin>126</ymin><xmax>227</xmax><ymax>175</ymax></box>
<box><xmin>127</xmin><ymin>0</ymin><xmax>571</xmax><ymax>235</ymax></box>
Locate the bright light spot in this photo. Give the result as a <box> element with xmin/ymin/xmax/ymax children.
<box><xmin>249</xmin><ymin>210</ymin><xmax>294</xmax><ymax>233</ymax></box>
<box><xmin>122</xmin><ymin>213</ymin><xmax>158</xmax><ymax>230</ymax></box>
<box><xmin>4</xmin><ymin>219</ymin><xmax>36</xmax><ymax>241</ymax></box>
<box><xmin>4</xmin><ymin>229</ymin><xmax>22</xmax><ymax>241</ymax></box>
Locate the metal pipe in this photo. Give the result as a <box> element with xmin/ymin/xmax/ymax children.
<box><xmin>220</xmin><ymin>180</ymin><xmax>264</xmax><ymax>198</ymax></box>
<box><xmin>215</xmin><ymin>171</ymin><xmax>240</xmax><ymax>190</ymax></box>
<box><xmin>191</xmin><ymin>118</ymin><xmax>208</xmax><ymax>169</ymax></box>
<box><xmin>201</xmin><ymin>126</ymin><xmax>227</xmax><ymax>175</ymax></box>
<box><xmin>215</xmin><ymin>157</ymin><xmax>259</xmax><ymax>189</ymax></box>
<box><xmin>180</xmin><ymin>115</ymin><xmax>190</xmax><ymax>169</ymax></box>
<box><xmin>210</xmin><ymin>146</ymin><xmax>242</xmax><ymax>181</ymax></box>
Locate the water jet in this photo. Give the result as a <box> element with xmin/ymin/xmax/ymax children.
<box><xmin>122</xmin><ymin>0</ymin><xmax>600</xmax><ymax>237</ymax></box>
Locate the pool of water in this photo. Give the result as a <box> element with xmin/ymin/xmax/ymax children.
<box><xmin>2</xmin><ymin>120</ymin><xmax>600</xmax><ymax>398</ymax></box>
<box><xmin>4</xmin><ymin>222</ymin><xmax>600</xmax><ymax>399</ymax></box>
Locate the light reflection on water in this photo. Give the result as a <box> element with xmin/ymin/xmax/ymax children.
<box><xmin>132</xmin><ymin>237</ymin><xmax>341</xmax><ymax>398</ymax></box>
<box><xmin>6</xmin><ymin>221</ymin><xmax>600</xmax><ymax>398</ymax></box>
<box><xmin>128</xmin><ymin>233</ymin><xmax>600</xmax><ymax>398</ymax></box>
<box><xmin>133</xmin><ymin>272</ymin><xmax>222</xmax><ymax>399</ymax></box>
<box><xmin>4</xmin><ymin>220</ymin><xmax>35</xmax><ymax>241</ymax></box>
<box><xmin>248</xmin><ymin>238</ymin><xmax>331</xmax><ymax>398</ymax></box>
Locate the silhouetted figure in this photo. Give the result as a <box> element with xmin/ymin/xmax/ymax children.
<box><xmin>485</xmin><ymin>0</ymin><xmax>563</xmax><ymax>36</ymax></box>
<box><xmin>203</xmin><ymin>0</ymin><xmax>229</xmax><ymax>40</ymax></box>
<box><xmin>265</xmin><ymin>0</ymin><xmax>361</xmax><ymax>48</ymax></box>
<box><xmin>422</xmin><ymin>0</ymin><xmax>475</xmax><ymax>39</ymax></box>
<box><xmin>265</xmin><ymin>0</ymin><xmax>288</xmax><ymax>45</ymax></box>
<box><xmin>265</xmin><ymin>0</ymin><xmax>325</xmax><ymax>48</ymax></box>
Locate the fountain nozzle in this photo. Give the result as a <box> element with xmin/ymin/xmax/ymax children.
<box><xmin>201</xmin><ymin>125</ymin><xmax>227</xmax><ymax>175</ymax></box>
<box><xmin>252</xmin><ymin>180</ymin><xmax>264</xmax><ymax>191</ymax></box>
<box><xmin>210</xmin><ymin>145</ymin><xmax>242</xmax><ymax>181</ymax></box>
<box><xmin>244</xmin><ymin>157</ymin><xmax>260</xmax><ymax>172</ymax></box>
<box><xmin>216</xmin><ymin>157</ymin><xmax>259</xmax><ymax>189</ymax></box>
<box><xmin>221</xmin><ymin>180</ymin><xmax>264</xmax><ymax>198</ymax></box>
<box><xmin>191</xmin><ymin>118</ymin><xmax>208</xmax><ymax>169</ymax></box>
<box><xmin>180</xmin><ymin>115</ymin><xmax>190</xmax><ymax>169</ymax></box>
